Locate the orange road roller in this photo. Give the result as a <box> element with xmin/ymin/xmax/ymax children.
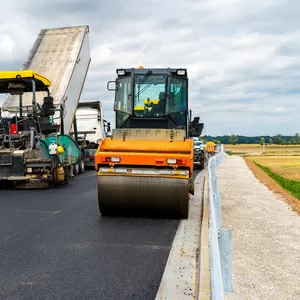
<box><xmin>95</xmin><ymin>67</ymin><xmax>203</xmax><ymax>218</ymax></box>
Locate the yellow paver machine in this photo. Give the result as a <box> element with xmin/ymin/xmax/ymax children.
<box><xmin>95</xmin><ymin>67</ymin><xmax>203</xmax><ymax>218</ymax></box>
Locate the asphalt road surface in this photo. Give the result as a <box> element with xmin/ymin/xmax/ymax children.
<box><xmin>0</xmin><ymin>171</ymin><xmax>181</xmax><ymax>300</ymax></box>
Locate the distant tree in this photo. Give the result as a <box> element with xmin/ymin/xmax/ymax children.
<box><xmin>273</xmin><ymin>134</ymin><xmax>284</xmax><ymax>145</ymax></box>
<box><xmin>213</xmin><ymin>139</ymin><xmax>221</xmax><ymax>144</ymax></box>
<box><xmin>229</xmin><ymin>134</ymin><xmax>238</xmax><ymax>145</ymax></box>
<box><xmin>294</xmin><ymin>133</ymin><xmax>300</xmax><ymax>144</ymax></box>
<box><xmin>200</xmin><ymin>135</ymin><xmax>297</xmax><ymax>145</ymax></box>
<box><xmin>199</xmin><ymin>137</ymin><xmax>207</xmax><ymax>144</ymax></box>
<box><xmin>260</xmin><ymin>137</ymin><xmax>265</xmax><ymax>145</ymax></box>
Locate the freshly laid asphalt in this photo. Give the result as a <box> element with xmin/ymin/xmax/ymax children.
<box><xmin>0</xmin><ymin>171</ymin><xmax>181</xmax><ymax>300</ymax></box>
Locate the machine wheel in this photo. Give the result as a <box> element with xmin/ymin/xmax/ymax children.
<box><xmin>98</xmin><ymin>203</ymin><xmax>113</xmax><ymax>216</ymax></box>
<box><xmin>97</xmin><ymin>175</ymin><xmax>189</xmax><ymax>219</ymax></box>
<box><xmin>73</xmin><ymin>164</ymin><xmax>79</xmax><ymax>175</ymax></box>
<box><xmin>62</xmin><ymin>165</ymin><xmax>71</xmax><ymax>184</ymax></box>
<box><xmin>79</xmin><ymin>152</ymin><xmax>85</xmax><ymax>174</ymax></box>
<box><xmin>200</xmin><ymin>159</ymin><xmax>205</xmax><ymax>169</ymax></box>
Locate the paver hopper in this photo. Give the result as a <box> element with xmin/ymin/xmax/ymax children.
<box><xmin>95</xmin><ymin>67</ymin><xmax>200</xmax><ymax>218</ymax></box>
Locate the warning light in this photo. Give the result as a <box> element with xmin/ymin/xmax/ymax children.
<box><xmin>138</xmin><ymin>66</ymin><xmax>144</xmax><ymax>69</ymax></box>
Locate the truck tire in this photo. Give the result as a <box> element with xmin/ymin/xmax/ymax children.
<box><xmin>73</xmin><ymin>164</ymin><xmax>79</xmax><ymax>175</ymax></box>
<box><xmin>200</xmin><ymin>159</ymin><xmax>205</xmax><ymax>169</ymax></box>
<box><xmin>79</xmin><ymin>152</ymin><xmax>85</xmax><ymax>173</ymax></box>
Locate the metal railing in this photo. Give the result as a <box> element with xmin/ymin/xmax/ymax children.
<box><xmin>207</xmin><ymin>144</ymin><xmax>232</xmax><ymax>299</ymax></box>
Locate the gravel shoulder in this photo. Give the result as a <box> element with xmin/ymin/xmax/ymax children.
<box><xmin>216</xmin><ymin>154</ymin><xmax>300</xmax><ymax>300</ymax></box>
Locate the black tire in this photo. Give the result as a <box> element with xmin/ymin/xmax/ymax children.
<box><xmin>200</xmin><ymin>159</ymin><xmax>205</xmax><ymax>169</ymax></box>
<box><xmin>73</xmin><ymin>163</ymin><xmax>79</xmax><ymax>176</ymax></box>
<box><xmin>98</xmin><ymin>205</ymin><xmax>111</xmax><ymax>217</ymax></box>
<box><xmin>61</xmin><ymin>165</ymin><xmax>71</xmax><ymax>185</ymax></box>
<box><xmin>79</xmin><ymin>152</ymin><xmax>85</xmax><ymax>174</ymax></box>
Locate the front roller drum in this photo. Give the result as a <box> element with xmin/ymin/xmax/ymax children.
<box><xmin>98</xmin><ymin>175</ymin><xmax>190</xmax><ymax>218</ymax></box>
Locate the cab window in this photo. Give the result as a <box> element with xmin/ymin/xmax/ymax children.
<box><xmin>166</xmin><ymin>77</ymin><xmax>187</xmax><ymax>114</ymax></box>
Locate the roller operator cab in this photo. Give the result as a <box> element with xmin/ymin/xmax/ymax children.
<box><xmin>111</xmin><ymin>67</ymin><xmax>189</xmax><ymax>131</ymax></box>
<box><xmin>95</xmin><ymin>67</ymin><xmax>195</xmax><ymax>219</ymax></box>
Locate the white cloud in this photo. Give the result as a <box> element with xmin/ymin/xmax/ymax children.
<box><xmin>0</xmin><ymin>0</ymin><xmax>299</xmax><ymax>136</ymax></box>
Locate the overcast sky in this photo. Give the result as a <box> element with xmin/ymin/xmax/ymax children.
<box><xmin>0</xmin><ymin>0</ymin><xmax>299</xmax><ymax>136</ymax></box>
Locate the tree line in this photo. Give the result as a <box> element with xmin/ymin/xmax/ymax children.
<box><xmin>200</xmin><ymin>133</ymin><xmax>300</xmax><ymax>145</ymax></box>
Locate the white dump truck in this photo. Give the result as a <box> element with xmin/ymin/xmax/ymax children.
<box><xmin>71</xmin><ymin>101</ymin><xmax>110</xmax><ymax>169</ymax></box>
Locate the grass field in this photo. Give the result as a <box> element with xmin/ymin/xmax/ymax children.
<box><xmin>225</xmin><ymin>144</ymin><xmax>300</xmax><ymax>180</ymax></box>
<box><xmin>246</xmin><ymin>155</ymin><xmax>300</xmax><ymax>181</ymax></box>
<box><xmin>224</xmin><ymin>144</ymin><xmax>300</xmax><ymax>156</ymax></box>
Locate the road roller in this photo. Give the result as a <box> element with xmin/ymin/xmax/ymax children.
<box><xmin>94</xmin><ymin>67</ymin><xmax>203</xmax><ymax>218</ymax></box>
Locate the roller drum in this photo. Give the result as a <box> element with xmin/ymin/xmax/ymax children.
<box><xmin>98</xmin><ymin>175</ymin><xmax>190</xmax><ymax>218</ymax></box>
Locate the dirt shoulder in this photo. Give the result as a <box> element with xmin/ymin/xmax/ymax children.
<box><xmin>244</xmin><ymin>157</ymin><xmax>300</xmax><ymax>216</ymax></box>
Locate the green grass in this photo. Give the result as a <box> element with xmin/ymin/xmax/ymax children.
<box><xmin>225</xmin><ymin>151</ymin><xmax>247</xmax><ymax>156</ymax></box>
<box><xmin>254</xmin><ymin>162</ymin><xmax>300</xmax><ymax>200</ymax></box>
<box><xmin>231</xmin><ymin>152</ymin><xmax>247</xmax><ymax>155</ymax></box>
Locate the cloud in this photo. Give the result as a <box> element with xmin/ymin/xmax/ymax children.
<box><xmin>0</xmin><ymin>0</ymin><xmax>299</xmax><ymax>136</ymax></box>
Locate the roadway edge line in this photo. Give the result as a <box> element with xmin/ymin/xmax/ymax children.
<box><xmin>197</xmin><ymin>172</ymin><xmax>211</xmax><ymax>299</ymax></box>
